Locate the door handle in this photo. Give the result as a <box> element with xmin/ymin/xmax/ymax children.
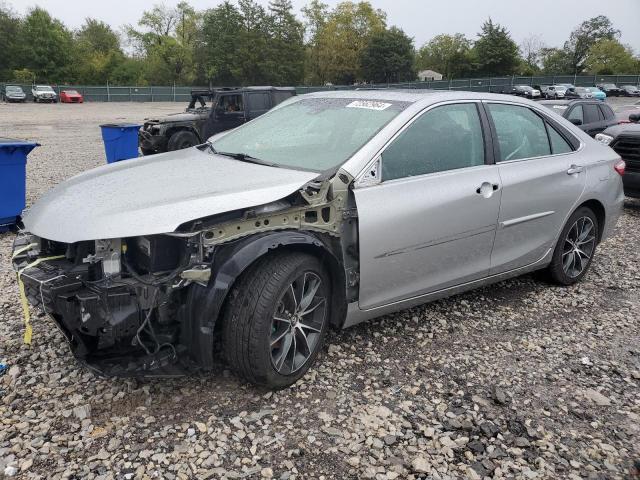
<box><xmin>476</xmin><ymin>182</ymin><xmax>499</xmax><ymax>198</ymax></box>
<box><xmin>567</xmin><ymin>165</ymin><xmax>584</xmax><ymax>175</ymax></box>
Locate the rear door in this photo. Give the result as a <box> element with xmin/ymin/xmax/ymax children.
<box><xmin>582</xmin><ymin>103</ymin><xmax>607</xmax><ymax>137</ymax></box>
<box><xmin>354</xmin><ymin>102</ymin><xmax>502</xmax><ymax>309</ymax></box>
<box><xmin>598</xmin><ymin>103</ymin><xmax>618</xmax><ymax>130</ymax></box>
<box><xmin>486</xmin><ymin>102</ymin><xmax>586</xmax><ymax>274</ymax></box>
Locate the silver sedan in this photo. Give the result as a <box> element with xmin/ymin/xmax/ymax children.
<box><xmin>14</xmin><ymin>91</ymin><xmax>625</xmax><ymax>388</ymax></box>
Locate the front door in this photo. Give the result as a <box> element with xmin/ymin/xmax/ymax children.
<box><xmin>354</xmin><ymin>102</ymin><xmax>502</xmax><ymax>310</ymax></box>
<box><xmin>485</xmin><ymin>102</ymin><xmax>586</xmax><ymax>274</ymax></box>
<box><xmin>205</xmin><ymin>93</ymin><xmax>246</xmax><ymax>137</ymax></box>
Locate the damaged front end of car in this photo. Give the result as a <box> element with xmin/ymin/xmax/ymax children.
<box><xmin>12</xmin><ymin>172</ymin><xmax>359</xmax><ymax>377</ymax></box>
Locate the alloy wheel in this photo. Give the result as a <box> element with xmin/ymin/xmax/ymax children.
<box><xmin>270</xmin><ymin>272</ymin><xmax>327</xmax><ymax>375</ymax></box>
<box><xmin>562</xmin><ymin>216</ymin><xmax>596</xmax><ymax>278</ymax></box>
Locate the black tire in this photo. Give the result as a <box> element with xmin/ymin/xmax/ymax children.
<box><xmin>221</xmin><ymin>252</ymin><xmax>331</xmax><ymax>389</ymax></box>
<box><xmin>547</xmin><ymin>207</ymin><xmax>599</xmax><ymax>285</ymax></box>
<box><xmin>167</xmin><ymin>130</ymin><xmax>199</xmax><ymax>151</ymax></box>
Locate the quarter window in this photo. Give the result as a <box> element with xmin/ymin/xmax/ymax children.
<box><xmin>381</xmin><ymin>103</ymin><xmax>485</xmax><ymax>181</ymax></box>
<box><xmin>487</xmin><ymin>104</ymin><xmax>551</xmax><ymax>162</ymax></box>
<box><xmin>547</xmin><ymin>125</ymin><xmax>573</xmax><ymax>154</ymax></box>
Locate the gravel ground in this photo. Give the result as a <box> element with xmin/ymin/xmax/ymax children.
<box><xmin>1</xmin><ymin>101</ymin><xmax>639</xmax><ymax>480</ymax></box>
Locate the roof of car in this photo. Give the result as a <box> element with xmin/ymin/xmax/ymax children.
<box><xmin>303</xmin><ymin>89</ymin><xmax>539</xmax><ymax>105</ymax></box>
<box><xmin>539</xmin><ymin>99</ymin><xmax>601</xmax><ymax>106</ymax></box>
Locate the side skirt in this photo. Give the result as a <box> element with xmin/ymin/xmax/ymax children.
<box><xmin>342</xmin><ymin>249</ymin><xmax>553</xmax><ymax>329</ymax></box>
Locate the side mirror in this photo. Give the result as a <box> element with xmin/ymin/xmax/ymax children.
<box><xmin>629</xmin><ymin>113</ymin><xmax>640</xmax><ymax>123</ymax></box>
<box><xmin>569</xmin><ymin>118</ymin><xmax>583</xmax><ymax>126</ymax></box>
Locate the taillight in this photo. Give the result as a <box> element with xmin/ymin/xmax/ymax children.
<box><xmin>614</xmin><ymin>159</ymin><xmax>626</xmax><ymax>176</ymax></box>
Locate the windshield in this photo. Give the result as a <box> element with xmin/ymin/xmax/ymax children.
<box><xmin>36</xmin><ymin>86</ymin><xmax>54</xmax><ymax>92</ymax></box>
<box><xmin>518</xmin><ymin>86</ymin><xmax>532</xmax><ymax>91</ymax></box>
<box><xmin>64</xmin><ymin>90</ymin><xmax>79</xmax><ymax>95</ymax></box>
<box><xmin>587</xmin><ymin>87</ymin><xmax>600</xmax><ymax>92</ymax></box>
<box><xmin>210</xmin><ymin>97</ymin><xmax>409</xmax><ymax>172</ymax></box>
<box><xmin>624</xmin><ymin>86</ymin><xmax>639</xmax><ymax>91</ymax></box>
<box><xmin>554</xmin><ymin>86</ymin><xmax>567</xmax><ymax>92</ymax></box>
<box><xmin>575</xmin><ymin>87</ymin><xmax>588</xmax><ymax>93</ymax></box>
<box><xmin>603</xmin><ymin>84</ymin><xmax>616</xmax><ymax>88</ymax></box>
<box><xmin>6</xmin><ymin>86</ymin><xmax>22</xmax><ymax>92</ymax></box>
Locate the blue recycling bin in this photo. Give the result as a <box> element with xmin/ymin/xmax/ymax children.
<box><xmin>99</xmin><ymin>123</ymin><xmax>141</xmax><ymax>164</ymax></box>
<box><xmin>0</xmin><ymin>138</ymin><xmax>38</xmax><ymax>232</ymax></box>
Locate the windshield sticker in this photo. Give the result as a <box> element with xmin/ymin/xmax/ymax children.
<box><xmin>552</xmin><ymin>105</ymin><xmax>568</xmax><ymax>110</ymax></box>
<box><xmin>346</xmin><ymin>100</ymin><xmax>392</xmax><ymax>111</ymax></box>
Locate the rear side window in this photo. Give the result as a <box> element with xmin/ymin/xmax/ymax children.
<box><xmin>583</xmin><ymin>104</ymin><xmax>603</xmax><ymax>123</ymax></box>
<box><xmin>247</xmin><ymin>92</ymin><xmax>270</xmax><ymax>111</ymax></box>
<box><xmin>381</xmin><ymin>103</ymin><xmax>485</xmax><ymax>181</ymax></box>
<box><xmin>567</xmin><ymin>105</ymin><xmax>583</xmax><ymax>124</ymax></box>
<box><xmin>487</xmin><ymin>104</ymin><xmax>551</xmax><ymax>162</ymax></box>
<box><xmin>599</xmin><ymin>104</ymin><xmax>615</xmax><ymax>120</ymax></box>
<box><xmin>547</xmin><ymin>125</ymin><xmax>573</xmax><ymax>154</ymax></box>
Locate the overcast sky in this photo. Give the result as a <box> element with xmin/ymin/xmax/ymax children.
<box><xmin>7</xmin><ymin>0</ymin><xmax>640</xmax><ymax>50</ymax></box>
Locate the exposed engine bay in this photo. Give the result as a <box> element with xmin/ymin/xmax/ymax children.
<box><xmin>12</xmin><ymin>173</ymin><xmax>358</xmax><ymax>376</ymax></box>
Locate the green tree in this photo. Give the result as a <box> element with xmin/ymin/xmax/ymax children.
<box><xmin>564</xmin><ymin>15</ymin><xmax>620</xmax><ymax>74</ymax></box>
<box><xmin>199</xmin><ymin>2</ymin><xmax>243</xmax><ymax>86</ymax></box>
<box><xmin>74</xmin><ymin>19</ymin><xmax>126</xmax><ymax>84</ymax></box>
<box><xmin>360</xmin><ymin>27</ymin><xmax>415</xmax><ymax>83</ymax></box>
<box><xmin>471</xmin><ymin>19</ymin><xmax>520</xmax><ymax>76</ymax></box>
<box><xmin>540</xmin><ymin>47</ymin><xmax>573</xmax><ymax>74</ymax></box>
<box><xmin>416</xmin><ymin>33</ymin><xmax>472</xmax><ymax>79</ymax></box>
<box><xmin>313</xmin><ymin>1</ymin><xmax>387</xmax><ymax>84</ymax></box>
<box><xmin>585</xmin><ymin>39</ymin><xmax>638</xmax><ymax>74</ymax></box>
<box><xmin>0</xmin><ymin>2</ymin><xmax>21</xmax><ymax>80</ymax></box>
<box><xmin>266</xmin><ymin>0</ymin><xmax>305</xmax><ymax>85</ymax></box>
<box><xmin>126</xmin><ymin>2</ymin><xmax>199</xmax><ymax>84</ymax></box>
<box><xmin>236</xmin><ymin>0</ymin><xmax>272</xmax><ymax>84</ymax></box>
<box><xmin>302</xmin><ymin>0</ymin><xmax>330</xmax><ymax>84</ymax></box>
<box><xmin>17</xmin><ymin>7</ymin><xmax>74</xmax><ymax>82</ymax></box>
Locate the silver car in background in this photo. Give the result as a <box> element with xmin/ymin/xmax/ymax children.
<box><xmin>545</xmin><ymin>85</ymin><xmax>568</xmax><ymax>99</ymax></box>
<box><xmin>13</xmin><ymin>91</ymin><xmax>624</xmax><ymax>388</ymax></box>
<box><xmin>31</xmin><ymin>85</ymin><xmax>58</xmax><ymax>103</ymax></box>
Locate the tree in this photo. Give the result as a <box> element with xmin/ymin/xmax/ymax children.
<box><xmin>74</xmin><ymin>19</ymin><xmax>126</xmax><ymax>84</ymax></box>
<box><xmin>564</xmin><ymin>15</ymin><xmax>620</xmax><ymax>74</ymax></box>
<box><xmin>540</xmin><ymin>47</ymin><xmax>572</xmax><ymax>74</ymax></box>
<box><xmin>519</xmin><ymin>34</ymin><xmax>545</xmax><ymax>72</ymax></box>
<box><xmin>0</xmin><ymin>2</ymin><xmax>20</xmax><ymax>80</ymax></box>
<box><xmin>126</xmin><ymin>2</ymin><xmax>199</xmax><ymax>84</ymax></box>
<box><xmin>312</xmin><ymin>1</ymin><xmax>387</xmax><ymax>84</ymax></box>
<box><xmin>471</xmin><ymin>19</ymin><xmax>520</xmax><ymax>76</ymax></box>
<box><xmin>584</xmin><ymin>39</ymin><xmax>638</xmax><ymax>75</ymax></box>
<box><xmin>302</xmin><ymin>0</ymin><xmax>330</xmax><ymax>84</ymax></box>
<box><xmin>199</xmin><ymin>2</ymin><xmax>244</xmax><ymax>86</ymax></box>
<box><xmin>266</xmin><ymin>0</ymin><xmax>305</xmax><ymax>85</ymax></box>
<box><xmin>416</xmin><ymin>33</ymin><xmax>472</xmax><ymax>79</ymax></box>
<box><xmin>17</xmin><ymin>8</ymin><xmax>74</xmax><ymax>82</ymax></box>
<box><xmin>360</xmin><ymin>27</ymin><xmax>414</xmax><ymax>83</ymax></box>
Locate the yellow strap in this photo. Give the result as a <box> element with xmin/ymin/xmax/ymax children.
<box><xmin>17</xmin><ymin>255</ymin><xmax>65</xmax><ymax>345</ymax></box>
<box><xmin>11</xmin><ymin>242</ymin><xmax>38</xmax><ymax>260</ymax></box>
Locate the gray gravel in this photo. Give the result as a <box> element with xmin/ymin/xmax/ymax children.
<box><xmin>1</xmin><ymin>102</ymin><xmax>640</xmax><ymax>480</ymax></box>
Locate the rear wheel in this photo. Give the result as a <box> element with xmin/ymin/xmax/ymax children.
<box><xmin>222</xmin><ymin>252</ymin><xmax>331</xmax><ymax>389</ymax></box>
<box><xmin>167</xmin><ymin>130</ymin><xmax>199</xmax><ymax>151</ymax></box>
<box><xmin>547</xmin><ymin>207</ymin><xmax>598</xmax><ymax>285</ymax></box>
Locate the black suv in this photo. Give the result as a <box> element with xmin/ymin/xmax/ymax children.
<box><xmin>139</xmin><ymin>86</ymin><xmax>296</xmax><ymax>155</ymax></box>
<box><xmin>539</xmin><ymin>99</ymin><xmax>618</xmax><ymax>137</ymax></box>
<box><xmin>596</xmin><ymin>83</ymin><xmax>622</xmax><ymax>97</ymax></box>
<box><xmin>598</xmin><ymin>120</ymin><xmax>640</xmax><ymax>198</ymax></box>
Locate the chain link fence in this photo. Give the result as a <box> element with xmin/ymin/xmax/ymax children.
<box><xmin>2</xmin><ymin>75</ymin><xmax>640</xmax><ymax>102</ymax></box>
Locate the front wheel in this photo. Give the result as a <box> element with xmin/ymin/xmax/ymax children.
<box><xmin>167</xmin><ymin>130</ymin><xmax>199</xmax><ymax>151</ymax></box>
<box><xmin>222</xmin><ymin>252</ymin><xmax>331</xmax><ymax>389</ymax></box>
<box><xmin>547</xmin><ymin>207</ymin><xmax>598</xmax><ymax>285</ymax></box>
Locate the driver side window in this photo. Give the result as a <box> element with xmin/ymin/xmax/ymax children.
<box><xmin>487</xmin><ymin>104</ymin><xmax>551</xmax><ymax>162</ymax></box>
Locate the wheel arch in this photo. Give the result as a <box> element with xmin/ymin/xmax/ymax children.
<box><xmin>166</xmin><ymin>125</ymin><xmax>202</xmax><ymax>142</ymax></box>
<box><xmin>577</xmin><ymin>198</ymin><xmax>606</xmax><ymax>243</ymax></box>
<box><xmin>181</xmin><ymin>231</ymin><xmax>346</xmax><ymax>369</ymax></box>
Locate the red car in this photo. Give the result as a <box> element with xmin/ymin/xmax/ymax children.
<box><xmin>60</xmin><ymin>90</ymin><xmax>84</xmax><ymax>103</ymax></box>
